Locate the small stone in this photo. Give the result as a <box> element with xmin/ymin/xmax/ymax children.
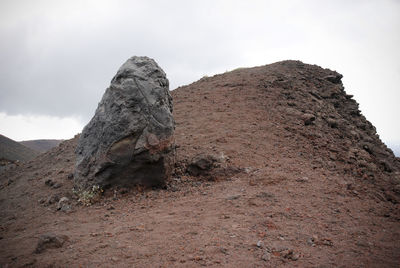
<box><xmin>262</xmin><ymin>252</ymin><xmax>271</xmax><ymax>261</ymax></box>
<box><xmin>57</xmin><ymin>197</ymin><xmax>70</xmax><ymax>212</ymax></box>
<box><xmin>59</xmin><ymin>196</ymin><xmax>69</xmax><ymax>203</ymax></box>
<box><xmin>111</xmin><ymin>256</ymin><xmax>119</xmax><ymax>262</ymax></box>
<box><xmin>296</xmin><ymin>177</ymin><xmax>309</xmax><ymax>183</ymax></box>
<box><xmin>187</xmin><ymin>153</ymin><xmax>223</xmax><ymax>176</ymax></box>
<box><xmin>321</xmin><ymin>238</ymin><xmax>333</xmax><ymax>246</ymax></box>
<box><xmin>52</xmin><ymin>183</ymin><xmax>62</xmax><ymax>189</ymax></box>
<box><xmin>227</xmin><ymin>195</ymin><xmax>241</xmax><ymax>200</ymax></box>
<box><xmin>46</xmin><ymin>194</ymin><xmax>60</xmax><ymax>205</ymax></box>
<box><xmin>34</xmin><ymin>233</ymin><xmax>68</xmax><ymax>254</ymax></box>
<box><xmin>45</xmin><ymin>179</ymin><xmax>54</xmax><ymax>187</ymax></box>
<box><xmin>256</xmin><ymin>240</ymin><xmax>264</xmax><ymax>248</ymax></box>
<box><xmin>380</xmin><ymin>160</ymin><xmax>393</xmax><ymax>172</ymax></box>
<box><xmin>324</xmin><ymin>74</ymin><xmax>343</xmax><ymax>84</ymax></box>
<box><xmin>302</xmin><ymin>113</ymin><xmax>316</xmax><ymax>126</ymax></box>
<box><xmin>219</xmin><ymin>247</ymin><xmax>228</xmax><ymax>255</ymax></box>
<box><xmin>60</xmin><ymin>205</ymin><xmax>71</xmax><ymax>212</ymax></box>
<box><xmin>169</xmin><ymin>185</ymin><xmax>179</xmax><ymax>192</ymax></box>
<box><xmin>282</xmin><ymin>249</ymin><xmax>299</xmax><ymax>261</ymax></box>
<box><xmin>291</xmin><ymin>253</ymin><xmax>300</xmax><ymax>261</ymax></box>
<box><xmin>327</xmin><ymin>118</ymin><xmax>338</xmax><ymax>128</ymax></box>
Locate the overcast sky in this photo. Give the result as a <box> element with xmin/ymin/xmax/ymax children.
<box><xmin>0</xmin><ymin>0</ymin><xmax>399</xmax><ymax>153</ymax></box>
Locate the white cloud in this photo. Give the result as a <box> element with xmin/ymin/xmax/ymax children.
<box><xmin>0</xmin><ymin>113</ymin><xmax>83</xmax><ymax>141</ymax></box>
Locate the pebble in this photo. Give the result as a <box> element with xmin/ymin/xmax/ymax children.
<box><xmin>35</xmin><ymin>233</ymin><xmax>69</xmax><ymax>254</ymax></box>
<box><xmin>291</xmin><ymin>253</ymin><xmax>300</xmax><ymax>261</ymax></box>
<box><xmin>46</xmin><ymin>194</ymin><xmax>60</xmax><ymax>205</ymax></box>
<box><xmin>302</xmin><ymin>113</ymin><xmax>316</xmax><ymax>125</ymax></box>
<box><xmin>307</xmin><ymin>237</ymin><xmax>316</xmax><ymax>246</ymax></box>
<box><xmin>296</xmin><ymin>177</ymin><xmax>309</xmax><ymax>183</ymax></box>
<box><xmin>256</xmin><ymin>240</ymin><xmax>264</xmax><ymax>248</ymax></box>
<box><xmin>262</xmin><ymin>252</ymin><xmax>271</xmax><ymax>261</ymax></box>
<box><xmin>52</xmin><ymin>183</ymin><xmax>62</xmax><ymax>189</ymax></box>
<box><xmin>57</xmin><ymin>197</ymin><xmax>71</xmax><ymax>212</ymax></box>
<box><xmin>111</xmin><ymin>256</ymin><xmax>119</xmax><ymax>262</ymax></box>
<box><xmin>282</xmin><ymin>249</ymin><xmax>299</xmax><ymax>261</ymax></box>
<box><xmin>219</xmin><ymin>248</ymin><xmax>228</xmax><ymax>255</ymax></box>
<box><xmin>45</xmin><ymin>179</ymin><xmax>54</xmax><ymax>187</ymax></box>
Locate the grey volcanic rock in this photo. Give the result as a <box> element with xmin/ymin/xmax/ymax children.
<box><xmin>74</xmin><ymin>56</ymin><xmax>175</xmax><ymax>189</ymax></box>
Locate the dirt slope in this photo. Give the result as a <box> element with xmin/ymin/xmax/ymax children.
<box><xmin>1</xmin><ymin>60</ymin><xmax>399</xmax><ymax>267</ymax></box>
<box><xmin>20</xmin><ymin>139</ymin><xmax>63</xmax><ymax>153</ymax></box>
<box><xmin>0</xmin><ymin>134</ymin><xmax>40</xmax><ymax>162</ymax></box>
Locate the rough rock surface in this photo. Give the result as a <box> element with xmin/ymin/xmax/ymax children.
<box><xmin>74</xmin><ymin>56</ymin><xmax>175</xmax><ymax>189</ymax></box>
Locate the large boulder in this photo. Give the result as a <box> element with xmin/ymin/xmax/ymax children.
<box><xmin>74</xmin><ymin>56</ymin><xmax>175</xmax><ymax>189</ymax></box>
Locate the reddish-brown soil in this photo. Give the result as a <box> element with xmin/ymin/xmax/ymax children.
<box><xmin>1</xmin><ymin>60</ymin><xmax>399</xmax><ymax>267</ymax></box>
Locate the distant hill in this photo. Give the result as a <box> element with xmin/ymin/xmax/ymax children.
<box><xmin>20</xmin><ymin>139</ymin><xmax>63</xmax><ymax>153</ymax></box>
<box><xmin>0</xmin><ymin>134</ymin><xmax>40</xmax><ymax>161</ymax></box>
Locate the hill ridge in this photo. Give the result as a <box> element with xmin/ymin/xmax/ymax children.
<box><xmin>0</xmin><ymin>134</ymin><xmax>40</xmax><ymax>162</ymax></box>
<box><xmin>20</xmin><ymin>139</ymin><xmax>63</xmax><ymax>153</ymax></box>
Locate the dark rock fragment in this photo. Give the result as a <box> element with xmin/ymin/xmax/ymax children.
<box><xmin>34</xmin><ymin>233</ymin><xmax>69</xmax><ymax>254</ymax></box>
<box><xmin>187</xmin><ymin>154</ymin><xmax>224</xmax><ymax>176</ymax></box>
<box><xmin>327</xmin><ymin>118</ymin><xmax>338</xmax><ymax>128</ymax></box>
<box><xmin>302</xmin><ymin>113</ymin><xmax>316</xmax><ymax>126</ymax></box>
<box><xmin>324</xmin><ymin>74</ymin><xmax>343</xmax><ymax>84</ymax></box>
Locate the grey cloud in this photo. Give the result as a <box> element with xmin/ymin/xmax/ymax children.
<box><xmin>0</xmin><ymin>0</ymin><xmax>399</xmax><ymax>146</ymax></box>
<box><xmin>0</xmin><ymin>0</ymin><xmax>247</xmax><ymax>121</ymax></box>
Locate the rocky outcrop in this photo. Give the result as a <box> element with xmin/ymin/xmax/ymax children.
<box><xmin>74</xmin><ymin>56</ymin><xmax>175</xmax><ymax>189</ymax></box>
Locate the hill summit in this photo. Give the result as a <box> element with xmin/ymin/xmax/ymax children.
<box><xmin>0</xmin><ymin>60</ymin><xmax>399</xmax><ymax>267</ymax></box>
<box><xmin>172</xmin><ymin>60</ymin><xmax>399</xmax><ymax>181</ymax></box>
